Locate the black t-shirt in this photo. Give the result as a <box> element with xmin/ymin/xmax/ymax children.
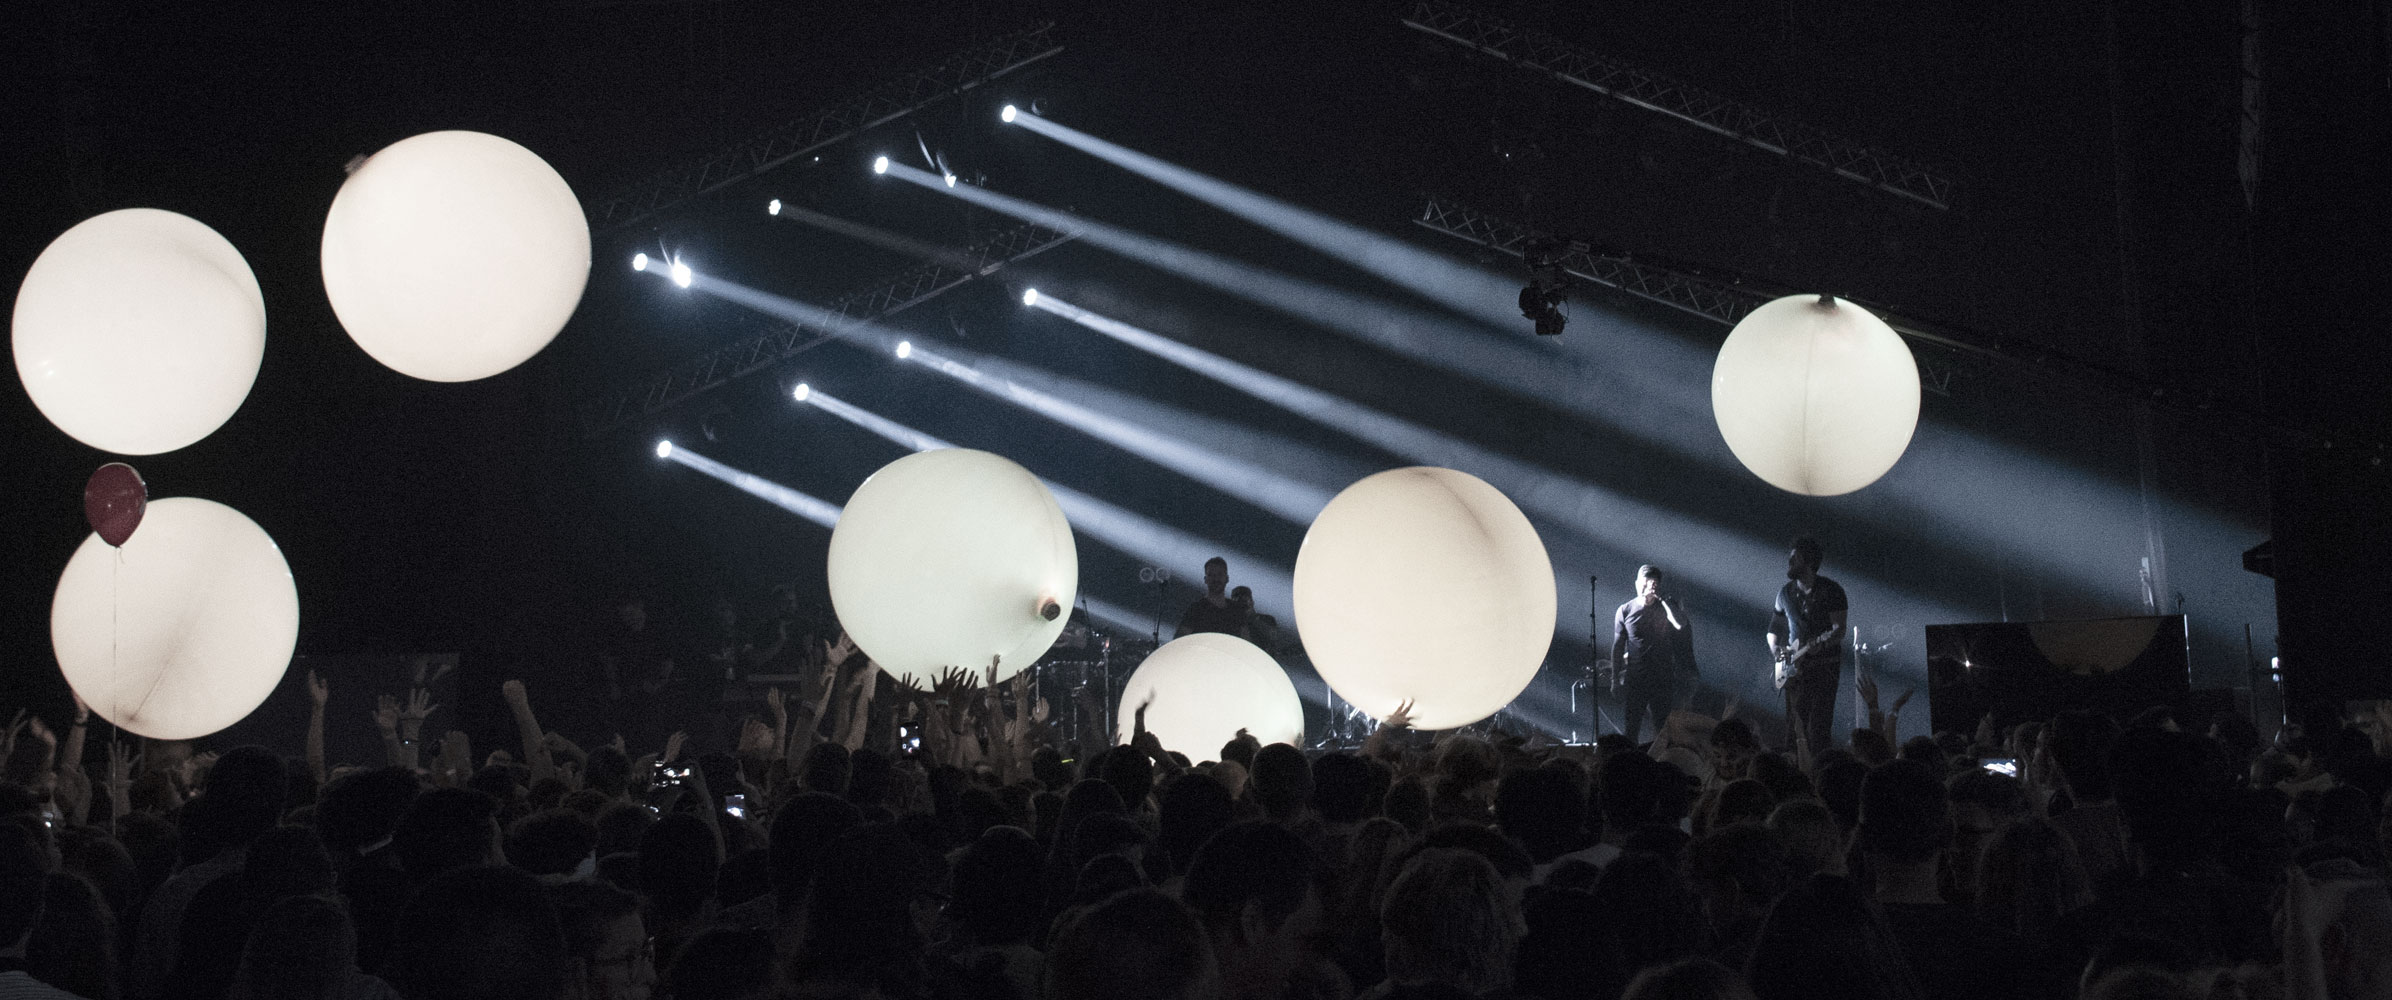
<box><xmin>1175</xmin><ymin>596</ymin><xmax>1250</xmax><ymax>639</ymax></box>
<box><xmin>1773</xmin><ymin>576</ymin><xmax>1848</xmax><ymax>662</ymax></box>
<box><xmin>1614</xmin><ymin>597</ymin><xmax>1685</xmax><ymax>670</ymax></box>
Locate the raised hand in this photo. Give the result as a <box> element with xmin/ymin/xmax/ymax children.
<box><xmin>823</xmin><ymin>632</ymin><xmax>859</xmax><ymax>670</ymax></box>
<box><xmin>307</xmin><ymin>670</ymin><xmax>330</xmax><ymax>708</ymax></box>
<box><xmin>105</xmin><ymin>742</ymin><xmax>138</xmax><ymax>797</ymax></box>
<box><xmin>502</xmin><ymin>679</ymin><xmax>529</xmax><ymax>708</ymax></box>
<box><xmin>1382</xmin><ymin>699</ymin><xmax>1416</xmax><ymax>732</ymax></box>
<box><xmin>765</xmin><ymin>686</ymin><xmax>788</xmax><ymax>724</ymax></box>
<box><xmin>662</xmin><ymin>730</ymin><xmax>687</xmax><ymax>764</ymax></box>
<box><xmin>26</xmin><ymin>717</ymin><xmax>55</xmax><ymax>749</ymax></box>
<box><xmin>1891</xmin><ymin>687</ymin><xmax>1915</xmax><ymax>714</ymax></box>
<box><xmin>372</xmin><ymin>694</ymin><xmax>401</xmax><ymax>733</ymax></box>
<box><xmin>402</xmin><ymin>688</ymin><xmax>439</xmax><ymax>724</ymax></box>
<box><xmin>1856</xmin><ymin>672</ymin><xmax>1883</xmax><ymax>713</ymax></box>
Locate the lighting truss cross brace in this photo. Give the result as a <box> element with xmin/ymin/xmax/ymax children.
<box><xmin>1402</xmin><ymin>0</ymin><xmax>1959</xmax><ymax>211</ymax></box>
<box><xmin>585</xmin><ymin>23</ymin><xmax>1063</xmax><ymax>233</ymax></box>
<box><xmin>1414</xmin><ymin>195</ymin><xmax>1958</xmax><ymax>394</ymax></box>
<box><xmin>579</xmin><ymin>220</ymin><xmax>1079</xmax><ymax>438</ymax></box>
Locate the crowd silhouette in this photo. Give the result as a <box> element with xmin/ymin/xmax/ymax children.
<box><xmin>3</xmin><ymin>618</ymin><xmax>2389</xmax><ymax>1000</ymax></box>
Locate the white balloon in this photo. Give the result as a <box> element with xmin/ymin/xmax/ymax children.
<box><xmin>321</xmin><ymin>130</ymin><xmax>589</xmax><ymax>382</ymax></box>
<box><xmin>1710</xmin><ymin>294</ymin><xmax>1921</xmax><ymax>496</ymax></box>
<box><xmin>1115</xmin><ymin>632</ymin><xmax>1304</xmax><ymax>756</ymax></box>
<box><xmin>51</xmin><ymin>497</ymin><xmax>299</xmax><ymax>740</ymax></box>
<box><xmin>11</xmin><ymin>209</ymin><xmax>265</xmax><ymax>455</ymax></box>
<box><xmin>826</xmin><ymin>449</ymin><xmax>1077</xmax><ymax>687</ymax></box>
<box><xmin>1293</xmin><ymin>467</ymin><xmax>1555</xmax><ymax>730</ymax></box>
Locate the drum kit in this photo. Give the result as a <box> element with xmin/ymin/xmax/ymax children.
<box><xmin>1033</xmin><ymin>614</ymin><xmax>1156</xmax><ymax>746</ymax></box>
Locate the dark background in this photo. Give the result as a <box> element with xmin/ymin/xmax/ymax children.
<box><xmin>2</xmin><ymin>0</ymin><xmax>2383</xmax><ymax>756</ymax></box>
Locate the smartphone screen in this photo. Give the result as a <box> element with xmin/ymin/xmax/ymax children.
<box><xmin>724</xmin><ymin>793</ymin><xmax>746</xmax><ymax>820</ymax></box>
<box><xmin>1981</xmin><ymin>757</ymin><xmax>2019</xmax><ymax>778</ymax></box>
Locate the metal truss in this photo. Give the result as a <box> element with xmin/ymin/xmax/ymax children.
<box><xmin>580</xmin><ymin>220</ymin><xmax>1080</xmax><ymax>438</ymax></box>
<box><xmin>585</xmin><ymin>23</ymin><xmax>1063</xmax><ymax>232</ymax></box>
<box><xmin>1414</xmin><ymin>195</ymin><xmax>1959</xmax><ymax>394</ymax></box>
<box><xmin>1402</xmin><ymin>1</ymin><xmax>1958</xmax><ymax>211</ymax></box>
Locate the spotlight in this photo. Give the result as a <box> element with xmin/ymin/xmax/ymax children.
<box><xmin>656</xmin><ymin>440</ymin><xmax>673</xmax><ymax>459</ymax></box>
<box><xmin>793</xmin><ymin>382</ymin><xmax>811</xmax><ymax>402</ymax></box>
<box><xmin>670</xmin><ymin>260</ymin><xmax>693</xmax><ymax>288</ymax></box>
<box><xmin>873</xmin><ymin>155</ymin><xmax>889</xmax><ymax>175</ymax></box>
<box><xmin>895</xmin><ymin>340</ymin><xmax>913</xmax><ymax>360</ymax></box>
<box><xmin>768</xmin><ymin>198</ymin><xmax>781</xmax><ymax>216</ymax></box>
<box><xmin>1001</xmin><ymin>104</ymin><xmax>1018</xmax><ymax>123</ymax></box>
<box><xmin>944</xmin><ymin>173</ymin><xmax>958</xmax><ymax>188</ymax></box>
<box><xmin>1518</xmin><ymin>239</ymin><xmax>1569</xmax><ymax>337</ymax></box>
<box><xmin>1022</xmin><ymin>288</ymin><xmax>1039</xmax><ymax>307</ymax></box>
<box><xmin>631</xmin><ymin>252</ymin><xmax>649</xmax><ymax>272</ymax></box>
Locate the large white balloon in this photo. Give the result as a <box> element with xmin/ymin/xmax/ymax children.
<box><xmin>826</xmin><ymin>449</ymin><xmax>1077</xmax><ymax>687</ymax></box>
<box><xmin>51</xmin><ymin>497</ymin><xmax>299</xmax><ymax>740</ymax></box>
<box><xmin>12</xmin><ymin>209</ymin><xmax>264</xmax><ymax>455</ymax></box>
<box><xmin>1711</xmin><ymin>294</ymin><xmax>1921</xmax><ymax>496</ymax></box>
<box><xmin>1293</xmin><ymin>467</ymin><xmax>1555</xmax><ymax>730</ymax></box>
<box><xmin>1115</xmin><ymin>632</ymin><xmax>1304</xmax><ymax>756</ymax></box>
<box><xmin>321</xmin><ymin>130</ymin><xmax>589</xmax><ymax>382</ymax></box>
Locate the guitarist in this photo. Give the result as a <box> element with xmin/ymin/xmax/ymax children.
<box><xmin>1767</xmin><ymin>536</ymin><xmax>1847</xmax><ymax>759</ymax></box>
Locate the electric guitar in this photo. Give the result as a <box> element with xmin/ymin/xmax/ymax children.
<box><xmin>1773</xmin><ymin>632</ymin><xmax>1838</xmax><ymax>690</ymax></box>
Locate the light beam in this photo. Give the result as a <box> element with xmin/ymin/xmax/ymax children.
<box><xmin>659</xmin><ymin>442</ymin><xmax>842</xmax><ymax>529</ymax></box>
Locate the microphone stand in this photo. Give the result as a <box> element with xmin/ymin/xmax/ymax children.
<box><xmin>1586</xmin><ymin>575</ymin><xmax>1600</xmax><ymax>742</ymax></box>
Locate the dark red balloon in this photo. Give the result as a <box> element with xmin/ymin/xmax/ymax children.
<box><xmin>84</xmin><ymin>463</ymin><xmax>146</xmax><ymax>547</ymax></box>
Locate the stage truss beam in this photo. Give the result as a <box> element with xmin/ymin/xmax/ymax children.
<box><xmin>1413</xmin><ymin>195</ymin><xmax>1967</xmax><ymax>393</ymax></box>
<box><xmin>580</xmin><ymin>220</ymin><xmax>1079</xmax><ymax>438</ymax></box>
<box><xmin>586</xmin><ymin>23</ymin><xmax>1063</xmax><ymax>233</ymax></box>
<box><xmin>1402</xmin><ymin>0</ymin><xmax>1959</xmax><ymax>211</ymax></box>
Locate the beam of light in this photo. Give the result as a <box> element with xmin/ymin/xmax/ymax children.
<box><xmin>660</xmin><ymin>442</ymin><xmax>842</xmax><ymax>529</ymax></box>
<box><xmin>800</xmin><ymin>386</ymin><xmax>1302</xmax><ymax>630</ymax></box>
<box><xmin>879</xmin><ymin>162</ymin><xmax>1674</xmax><ymax>453</ymax></box>
<box><xmin>631</xmin><ymin>252</ymin><xmax>649</xmax><ymax>272</ymax></box>
<box><xmin>1009</xmin><ymin>113</ymin><xmax>1527</xmax><ymax>329</ymax></box>
<box><xmin>669</xmin><ymin>259</ymin><xmax>693</xmax><ymax>288</ymax></box>
<box><xmin>1024</xmin><ymin>292</ymin><xmax>1823</xmax><ymax>622</ymax></box>
<box><xmin>900</xmin><ymin>340</ymin><xmax>1348</xmax><ymax>523</ymax></box>
<box><xmin>917</xmin><ymin>127</ymin><xmax>2218</xmax><ymax>622</ymax></box>
<box><xmin>765</xmin><ymin>202</ymin><xmax>986</xmax><ymax>271</ymax></box>
<box><xmin>668</xmin><ymin>267</ymin><xmax>1355</xmax><ymax>525</ymax></box>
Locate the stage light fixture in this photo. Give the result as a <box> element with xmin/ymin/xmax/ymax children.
<box><xmin>768</xmin><ymin>199</ymin><xmax>781</xmax><ymax>216</ymax></box>
<box><xmin>895</xmin><ymin>340</ymin><xmax>913</xmax><ymax>359</ymax></box>
<box><xmin>1001</xmin><ymin>104</ymin><xmax>1018</xmax><ymax>123</ymax></box>
<box><xmin>944</xmin><ymin>173</ymin><xmax>958</xmax><ymax>188</ymax></box>
<box><xmin>1518</xmin><ymin>239</ymin><xmax>1568</xmax><ymax>337</ymax></box>
<box><xmin>670</xmin><ymin>260</ymin><xmax>692</xmax><ymax>288</ymax></box>
<box><xmin>1022</xmin><ymin>288</ymin><xmax>1039</xmax><ymax>307</ymax></box>
<box><xmin>793</xmin><ymin>382</ymin><xmax>811</xmax><ymax>402</ymax></box>
<box><xmin>656</xmin><ymin>439</ymin><xmax>673</xmax><ymax>459</ymax></box>
<box><xmin>631</xmin><ymin>252</ymin><xmax>648</xmax><ymax>272</ymax></box>
<box><xmin>873</xmin><ymin>156</ymin><xmax>890</xmax><ymax>175</ymax></box>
